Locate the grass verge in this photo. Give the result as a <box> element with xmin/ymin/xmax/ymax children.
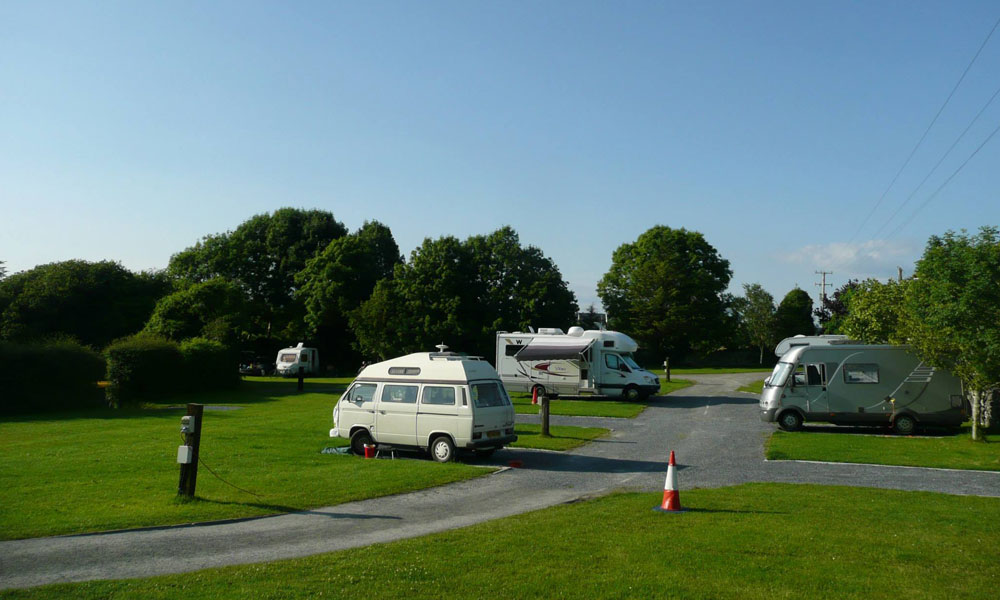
<box><xmin>512</xmin><ymin>378</ymin><xmax>693</xmax><ymax>418</ymax></box>
<box><xmin>738</xmin><ymin>379</ymin><xmax>765</xmax><ymax>394</ymax></box>
<box><xmin>8</xmin><ymin>483</ymin><xmax>999</xmax><ymax>599</ymax></box>
<box><xmin>767</xmin><ymin>427</ymin><xmax>1000</xmax><ymax>471</ymax></box>
<box><xmin>511</xmin><ymin>423</ymin><xmax>609</xmax><ymax>451</ymax></box>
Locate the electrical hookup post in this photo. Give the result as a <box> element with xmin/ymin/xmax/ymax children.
<box><xmin>177</xmin><ymin>403</ymin><xmax>204</xmax><ymax>498</ymax></box>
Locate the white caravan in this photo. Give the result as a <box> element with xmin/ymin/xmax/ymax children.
<box><xmin>495</xmin><ymin>327</ymin><xmax>660</xmax><ymax>401</ymax></box>
<box><xmin>330</xmin><ymin>347</ymin><xmax>517</xmax><ymax>462</ymax></box>
<box><xmin>275</xmin><ymin>343</ymin><xmax>320</xmax><ymax>377</ymax></box>
<box><xmin>760</xmin><ymin>344</ymin><xmax>965</xmax><ymax>434</ymax></box>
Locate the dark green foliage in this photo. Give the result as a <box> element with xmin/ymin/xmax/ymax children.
<box><xmin>0</xmin><ymin>339</ymin><xmax>106</xmax><ymax>414</ymax></box>
<box><xmin>105</xmin><ymin>334</ymin><xmax>184</xmax><ymax>407</ymax></box>
<box><xmin>814</xmin><ymin>279</ymin><xmax>859</xmax><ymax>334</ymax></box>
<box><xmin>597</xmin><ymin>226</ymin><xmax>732</xmax><ymax>361</ymax></box>
<box><xmin>351</xmin><ymin>227</ymin><xmax>578</xmax><ymax>360</ymax></box>
<box><xmin>143</xmin><ymin>278</ymin><xmax>251</xmax><ymax>343</ymax></box>
<box><xmin>0</xmin><ymin>261</ymin><xmax>170</xmax><ymax>348</ymax></box>
<box><xmin>179</xmin><ymin>337</ymin><xmax>240</xmax><ymax>392</ymax></box>
<box><xmin>773</xmin><ymin>287</ymin><xmax>815</xmax><ymax>340</ymax></box>
<box><xmin>167</xmin><ymin>208</ymin><xmax>347</xmax><ymax>341</ymax></box>
<box><xmin>841</xmin><ymin>278</ymin><xmax>908</xmax><ymax>344</ymax></box>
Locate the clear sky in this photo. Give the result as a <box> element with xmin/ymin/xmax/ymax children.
<box><xmin>3</xmin><ymin>1</ymin><xmax>999</xmax><ymax>310</ymax></box>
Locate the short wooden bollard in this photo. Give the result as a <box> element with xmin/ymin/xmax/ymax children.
<box><xmin>178</xmin><ymin>403</ymin><xmax>204</xmax><ymax>497</ymax></box>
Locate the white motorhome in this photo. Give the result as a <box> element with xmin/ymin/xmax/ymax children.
<box><xmin>275</xmin><ymin>343</ymin><xmax>320</xmax><ymax>377</ymax></box>
<box><xmin>495</xmin><ymin>327</ymin><xmax>660</xmax><ymax>401</ymax></box>
<box><xmin>330</xmin><ymin>347</ymin><xmax>517</xmax><ymax>462</ymax></box>
<box><xmin>760</xmin><ymin>344</ymin><xmax>965</xmax><ymax>434</ymax></box>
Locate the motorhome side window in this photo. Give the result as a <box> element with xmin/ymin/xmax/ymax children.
<box><xmin>348</xmin><ymin>383</ymin><xmax>377</xmax><ymax>403</ymax></box>
<box><xmin>422</xmin><ymin>386</ymin><xmax>456</xmax><ymax>406</ymax></box>
<box><xmin>844</xmin><ymin>364</ymin><xmax>879</xmax><ymax>384</ymax></box>
<box><xmin>471</xmin><ymin>382</ymin><xmax>506</xmax><ymax>408</ymax></box>
<box><xmin>505</xmin><ymin>345</ymin><xmax>525</xmax><ymax>357</ymax></box>
<box><xmin>605</xmin><ymin>354</ymin><xmax>621</xmax><ymax>370</ymax></box>
<box><xmin>381</xmin><ymin>384</ymin><xmax>418</xmax><ymax>404</ymax></box>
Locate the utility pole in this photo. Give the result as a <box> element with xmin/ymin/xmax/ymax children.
<box><xmin>815</xmin><ymin>270</ymin><xmax>833</xmax><ymax>303</ymax></box>
<box><xmin>898</xmin><ymin>266</ymin><xmax>903</xmax><ymax>281</ymax></box>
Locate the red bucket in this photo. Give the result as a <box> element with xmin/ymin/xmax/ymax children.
<box><xmin>364</xmin><ymin>444</ymin><xmax>376</xmax><ymax>459</ymax></box>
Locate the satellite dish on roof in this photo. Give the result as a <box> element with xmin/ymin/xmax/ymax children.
<box><xmin>435</xmin><ymin>343</ymin><xmax>449</xmax><ymax>353</ymax></box>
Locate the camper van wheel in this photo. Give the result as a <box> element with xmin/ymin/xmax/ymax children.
<box><xmin>777</xmin><ymin>411</ymin><xmax>803</xmax><ymax>432</ymax></box>
<box><xmin>892</xmin><ymin>414</ymin><xmax>916</xmax><ymax>435</ymax></box>
<box><xmin>350</xmin><ymin>430</ymin><xmax>374</xmax><ymax>456</ymax></box>
<box><xmin>623</xmin><ymin>385</ymin><xmax>641</xmax><ymax>402</ymax></box>
<box><xmin>430</xmin><ymin>436</ymin><xmax>456</xmax><ymax>463</ymax></box>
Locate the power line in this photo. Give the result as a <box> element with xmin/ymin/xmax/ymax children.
<box><xmin>850</xmin><ymin>14</ymin><xmax>1000</xmax><ymax>242</ymax></box>
<box><xmin>886</xmin><ymin>120</ymin><xmax>1000</xmax><ymax>240</ymax></box>
<box><xmin>871</xmin><ymin>82</ymin><xmax>1000</xmax><ymax>239</ymax></box>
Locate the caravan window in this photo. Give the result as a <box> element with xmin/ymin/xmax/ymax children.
<box><xmin>381</xmin><ymin>384</ymin><xmax>418</xmax><ymax>404</ymax></box>
<box><xmin>422</xmin><ymin>386</ymin><xmax>456</xmax><ymax>406</ymax></box>
<box><xmin>505</xmin><ymin>344</ymin><xmax>525</xmax><ymax>357</ymax></box>
<box><xmin>844</xmin><ymin>364</ymin><xmax>879</xmax><ymax>384</ymax></box>
<box><xmin>279</xmin><ymin>353</ymin><xmax>297</xmax><ymax>363</ymax></box>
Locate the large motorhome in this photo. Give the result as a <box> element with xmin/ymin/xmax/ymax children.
<box><xmin>495</xmin><ymin>327</ymin><xmax>660</xmax><ymax>401</ymax></box>
<box><xmin>759</xmin><ymin>344</ymin><xmax>965</xmax><ymax>434</ymax></box>
<box><xmin>330</xmin><ymin>346</ymin><xmax>516</xmax><ymax>462</ymax></box>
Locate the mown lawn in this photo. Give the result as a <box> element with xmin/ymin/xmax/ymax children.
<box><xmin>9</xmin><ymin>483</ymin><xmax>999</xmax><ymax>599</ymax></box>
<box><xmin>0</xmin><ymin>378</ymin><xmax>603</xmax><ymax>540</ymax></box>
<box><xmin>767</xmin><ymin>427</ymin><xmax>1000</xmax><ymax>471</ymax></box>
<box><xmin>738</xmin><ymin>378</ymin><xmax>765</xmax><ymax>394</ymax></box>
<box><xmin>511</xmin><ymin>423</ymin><xmax>608</xmax><ymax>450</ymax></box>
<box><xmin>512</xmin><ymin>378</ymin><xmax>693</xmax><ymax>417</ymax></box>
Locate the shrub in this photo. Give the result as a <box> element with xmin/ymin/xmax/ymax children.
<box><xmin>105</xmin><ymin>334</ymin><xmax>184</xmax><ymax>407</ymax></box>
<box><xmin>0</xmin><ymin>339</ymin><xmax>106</xmax><ymax>414</ymax></box>
<box><xmin>179</xmin><ymin>337</ymin><xmax>239</xmax><ymax>392</ymax></box>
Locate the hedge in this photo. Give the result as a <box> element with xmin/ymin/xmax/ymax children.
<box><xmin>179</xmin><ymin>337</ymin><xmax>240</xmax><ymax>392</ymax></box>
<box><xmin>0</xmin><ymin>339</ymin><xmax>106</xmax><ymax>414</ymax></box>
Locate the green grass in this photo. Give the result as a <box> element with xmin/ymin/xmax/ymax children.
<box><xmin>9</xmin><ymin>483</ymin><xmax>999</xmax><ymax>599</ymax></box>
<box><xmin>512</xmin><ymin>378</ymin><xmax>694</xmax><ymax>418</ymax></box>
<box><xmin>511</xmin><ymin>423</ymin><xmax>609</xmax><ymax>451</ymax></box>
<box><xmin>767</xmin><ymin>427</ymin><xmax>1000</xmax><ymax>471</ymax></box>
<box><xmin>738</xmin><ymin>379</ymin><xmax>765</xmax><ymax>394</ymax></box>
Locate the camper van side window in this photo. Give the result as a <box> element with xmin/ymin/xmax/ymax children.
<box><xmin>381</xmin><ymin>385</ymin><xmax>418</xmax><ymax>404</ymax></box>
<box><xmin>605</xmin><ymin>354</ymin><xmax>621</xmax><ymax>370</ymax></box>
<box><xmin>603</xmin><ymin>341</ymin><xmax>614</xmax><ymax>348</ymax></box>
<box><xmin>844</xmin><ymin>364</ymin><xmax>879</xmax><ymax>384</ymax></box>
<box><xmin>422</xmin><ymin>386</ymin><xmax>456</xmax><ymax>406</ymax></box>
<box><xmin>348</xmin><ymin>383</ymin><xmax>377</xmax><ymax>403</ymax></box>
<box><xmin>505</xmin><ymin>345</ymin><xmax>525</xmax><ymax>357</ymax></box>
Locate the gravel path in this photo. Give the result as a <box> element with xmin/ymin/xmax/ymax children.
<box><xmin>2</xmin><ymin>373</ymin><xmax>997</xmax><ymax>590</ymax></box>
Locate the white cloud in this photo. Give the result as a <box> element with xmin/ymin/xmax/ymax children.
<box><xmin>780</xmin><ymin>239</ymin><xmax>919</xmax><ymax>281</ymax></box>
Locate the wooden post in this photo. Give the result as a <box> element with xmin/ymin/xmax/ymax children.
<box><xmin>540</xmin><ymin>394</ymin><xmax>551</xmax><ymax>438</ymax></box>
<box><xmin>665</xmin><ymin>357</ymin><xmax>671</xmax><ymax>382</ymax></box>
<box><xmin>178</xmin><ymin>403</ymin><xmax>204</xmax><ymax>497</ymax></box>
<box><xmin>297</xmin><ymin>366</ymin><xmax>304</xmax><ymax>392</ymax></box>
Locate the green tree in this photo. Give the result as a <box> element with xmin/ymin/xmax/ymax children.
<box><xmin>597</xmin><ymin>226</ymin><xmax>732</xmax><ymax>361</ymax></box>
<box><xmin>0</xmin><ymin>261</ymin><xmax>170</xmax><ymax>348</ymax></box>
<box><xmin>740</xmin><ymin>283</ymin><xmax>777</xmax><ymax>364</ymax></box>
<box><xmin>774</xmin><ymin>288</ymin><xmax>815</xmax><ymax>341</ymax></box>
<box><xmin>814</xmin><ymin>279</ymin><xmax>860</xmax><ymax>334</ymax></box>
<box><xmin>0</xmin><ymin>260</ymin><xmax>6</xmax><ymax>280</ymax></box>
<box><xmin>901</xmin><ymin>228</ymin><xmax>1000</xmax><ymax>440</ymax></box>
<box><xmin>841</xmin><ymin>279</ymin><xmax>908</xmax><ymax>344</ymax></box>
<box><xmin>350</xmin><ymin>228</ymin><xmax>577</xmax><ymax>360</ymax></box>
<box><xmin>168</xmin><ymin>208</ymin><xmax>347</xmax><ymax>340</ymax></box>
<box><xmin>143</xmin><ymin>278</ymin><xmax>251</xmax><ymax>343</ymax></box>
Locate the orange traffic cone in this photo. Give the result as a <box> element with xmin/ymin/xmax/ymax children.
<box><xmin>654</xmin><ymin>450</ymin><xmax>685</xmax><ymax>512</ymax></box>
<box><xmin>531</xmin><ymin>386</ymin><xmax>539</xmax><ymax>405</ymax></box>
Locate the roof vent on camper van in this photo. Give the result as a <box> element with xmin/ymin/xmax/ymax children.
<box><xmin>537</xmin><ymin>328</ymin><xmax>565</xmax><ymax>335</ymax></box>
<box><xmin>567</xmin><ymin>326</ymin><xmax>584</xmax><ymax>337</ymax></box>
<box><xmin>295</xmin><ymin>342</ymin><xmax>304</xmax><ymax>348</ymax></box>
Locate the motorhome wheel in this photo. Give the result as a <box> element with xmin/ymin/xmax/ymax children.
<box><xmin>430</xmin><ymin>436</ymin><xmax>455</xmax><ymax>463</ymax></box>
<box><xmin>350</xmin><ymin>430</ymin><xmax>374</xmax><ymax>456</ymax></box>
<box><xmin>777</xmin><ymin>411</ymin><xmax>802</xmax><ymax>432</ymax></box>
<box><xmin>623</xmin><ymin>385</ymin><xmax>641</xmax><ymax>402</ymax></box>
<box><xmin>892</xmin><ymin>414</ymin><xmax>916</xmax><ymax>435</ymax></box>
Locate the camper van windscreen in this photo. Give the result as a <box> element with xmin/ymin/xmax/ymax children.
<box><xmin>622</xmin><ymin>355</ymin><xmax>641</xmax><ymax>370</ymax></box>
<box><xmin>767</xmin><ymin>362</ymin><xmax>794</xmax><ymax>387</ymax></box>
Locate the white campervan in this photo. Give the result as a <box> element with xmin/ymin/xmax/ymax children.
<box><xmin>330</xmin><ymin>347</ymin><xmax>517</xmax><ymax>462</ymax></box>
<box><xmin>275</xmin><ymin>343</ymin><xmax>320</xmax><ymax>377</ymax></box>
<box><xmin>495</xmin><ymin>327</ymin><xmax>660</xmax><ymax>401</ymax></box>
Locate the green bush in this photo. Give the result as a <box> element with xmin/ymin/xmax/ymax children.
<box><xmin>105</xmin><ymin>334</ymin><xmax>184</xmax><ymax>407</ymax></box>
<box><xmin>179</xmin><ymin>337</ymin><xmax>239</xmax><ymax>392</ymax></box>
<box><xmin>0</xmin><ymin>339</ymin><xmax>106</xmax><ymax>414</ymax></box>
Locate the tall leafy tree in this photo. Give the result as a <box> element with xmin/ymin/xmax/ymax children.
<box><xmin>168</xmin><ymin>208</ymin><xmax>347</xmax><ymax>340</ymax></box>
<box><xmin>773</xmin><ymin>288</ymin><xmax>815</xmax><ymax>341</ymax></box>
<box><xmin>0</xmin><ymin>260</ymin><xmax>6</xmax><ymax>280</ymax></box>
<box><xmin>901</xmin><ymin>228</ymin><xmax>1000</xmax><ymax>440</ymax></box>
<box><xmin>841</xmin><ymin>279</ymin><xmax>908</xmax><ymax>344</ymax></box>
<box><xmin>740</xmin><ymin>283</ymin><xmax>777</xmax><ymax>364</ymax></box>
<box><xmin>814</xmin><ymin>279</ymin><xmax>860</xmax><ymax>334</ymax></box>
<box><xmin>0</xmin><ymin>261</ymin><xmax>170</xmax><ymax>348</ymax></box>
<box><xmin>597</xmin><ymin>226</ymin><xmax>732</xmax><ymax>361</ymax></box>
<box><xmin>143</xmin><ymin>278</ymin><xmax>251</xmax><ymax>343</ymax></box>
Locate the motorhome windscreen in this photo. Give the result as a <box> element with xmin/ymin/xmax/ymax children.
<box><xmin>767</xmin><ymin>362</ymin><xmax>794</xmax><ymax>387</ymax></box>
<box><xmin>621</xmin><ymin>355</ymin><xmax>641</xmax><ymax>370</ymax></box>
<box><xmin>471</xmin><ymin>382</ymin><xmax>507</xmax><ymax>408</ymax></box>
<box><xmin>279</xmin><ymin>353</ymin><xmax>297</xmax><ymax>363</ymax></box>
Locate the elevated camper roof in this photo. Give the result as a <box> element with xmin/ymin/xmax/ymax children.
<box><xmin>357</xmin><ymin>350</ymin><xmax>499</xmax><ymax>383</ymax></box>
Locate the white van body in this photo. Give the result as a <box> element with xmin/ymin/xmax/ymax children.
<box><xmin>275</xmin><ymin>342</ymin><xmax>320</xmax><ymax>377</ymax></box>
<box><xmin>330</xmin><ymin>349</ymin><xmax>517</xmax><ymax>461</ymax></box>
<box><xmin>495</xmin><ymin>327</ymin><xmax>660</xmax><ymax>401</ymax></box>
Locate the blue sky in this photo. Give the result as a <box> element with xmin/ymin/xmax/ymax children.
<box><xmin>2</xmin><ymin>1</ymin><xmax>999</xmax><ymax>310</ymax></box>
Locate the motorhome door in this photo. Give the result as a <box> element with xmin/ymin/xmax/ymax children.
<box><xmin>802</xmin><ymin>362</ymin><xmax>829</xmax><ymax>415</ymax></box>
<box><xmin>600</xmin><ymin>352</ymin><xmax>629</xmax><ymax>392</ymax></box>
